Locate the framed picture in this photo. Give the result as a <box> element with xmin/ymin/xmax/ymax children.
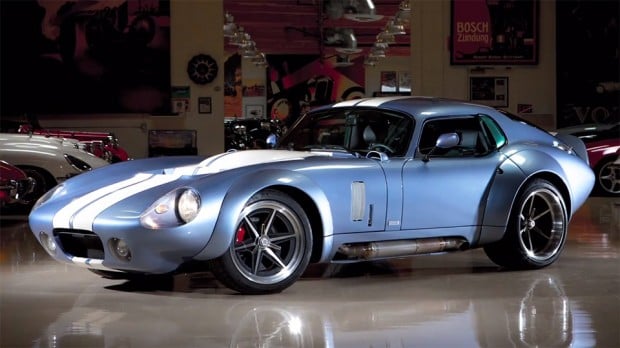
<box><xmin>451</xmin><ymin>0</ymin><xmax>539</xmax><ymax>65</ymax></box>
<box><xmin>469</xmin><ymin>76</ymin><xmax>509</xmax><ymax>107</ymax></box>
<box><xmin>380</xmin><ymin>71</ymin><xmax>398</xmax><ymax>93</ymax></box>
<box><xmin>198</xmin><ymin>97</ymin><xmax>212</xmax><ymax>114</ymax></box>
<box><xmin>245</xmin><ymin>104</ymin><xmax>264</xmax><ymax>118</ymax></box>
<box><xmin>398</xmin><ymin>71</ymin><xmax>412</xmax><ymax>93</ymax></box>
<box><xmin>148</xmin><ymin>130</ymin><xmax>197</xmax><ymax>157</ymax></box>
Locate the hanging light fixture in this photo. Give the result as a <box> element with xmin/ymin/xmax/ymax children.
<box><xmin>394</xmin><ymin>0</ymin><xmax>411</xmax><ymax>26</ymax></box>
<box><xmin>223</xmin><ymin>13</ymin><xmax>268</xmax><ymax>68</ymax></box>
<box><xmin>343</xmin><ymin>0</ymin><xmax>384</xmax><ymax>22</ymax></box>
<box><xmin>384</xmin><ymin>18</ymin><xmax>406</xmax><ymax>35</ymax></box>
<box><xmin>364</xmin><ymin>56</ymin><xmax>380</xmax><ymax>66</ymax></box>
<box><xmin>228</xmin><ymin>26</ymin><xmax>246</xmax><ymax>46</ymax></box>
<box><xmin>376</xmin><ymin>29</ymin><xmax>396</xmax><ymax>44</ymax></box>
<box><xmin>368</xmin><ymin>46</ymin><xmax>386</xmax><ymax>58</ymax></box>
<box><xmin>334</xmin><ymin>28</ymin><xmax>362</xmax><ymax>54</ymax></box>
<box><xmin>223</xmin><ymin>12</ymin><xmax>237</xmax><ymax>38</ymax></box>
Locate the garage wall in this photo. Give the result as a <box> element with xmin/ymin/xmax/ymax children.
<box><xmin>38</xmin><ymin>0</ymin><xmax>226</xmax><ymax>159</ymax></box>
<box><xmin>411</xmin><ymin>0</ymin><xmax>556</xmax><ymax>129</ymax></box>
<box><xmin>37</xmin><ymin>0</ymin><xmax>557</xmax><ymax>160</ymax></box>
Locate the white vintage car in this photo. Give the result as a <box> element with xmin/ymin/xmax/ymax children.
<box><xmin>0</xmin><ymin>133</ymin><xmax>109</xmax><ymax>202</ymax></box>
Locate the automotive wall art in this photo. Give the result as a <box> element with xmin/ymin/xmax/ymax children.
<box><xmin>0</xmin><ymin>0</ymin><xmax>172</xmax><ymax>114</ymax></box>
<box><xmin>266</xmin><ymin>54</ymin><xmax>366</xmax><ymax>127</ymax></box>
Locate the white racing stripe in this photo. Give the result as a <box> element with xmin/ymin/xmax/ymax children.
<box><xmin>71</xmin><ymin>173</ymin><xmax>183</xmax><ymax>231</ymax></box>
<box><xmin>53</xmin><ymin>173</ymin><xmax>154</xmax><ymax>229</ymax></box>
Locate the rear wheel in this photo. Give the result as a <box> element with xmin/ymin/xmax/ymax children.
<box><xmin>209</xmin><ymin>190</ymin><xmax>312</xmax><ymax>294</ymax></box>
<box><xmin>484</xmin><ymin>179</ymin><xmax>567</xmax><ymax>269</ymax></box>
<box><xmin>595</xmin><ymin>157</ymin><xmax>620</xmax><ymax>196</ymax></box>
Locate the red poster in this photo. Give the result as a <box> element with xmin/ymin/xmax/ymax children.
<box><xmin>451</xmin><ymin>0</ymin><xmax>538</xmax><ymax>65</ymax></box>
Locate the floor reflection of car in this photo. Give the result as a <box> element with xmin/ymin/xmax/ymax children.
<box><xmin>0</xmin><ymin>160</ymin><xmax>35</xmax><ymax>207</ymax></box>
<box><xmin>555</xmin><ymin>122</ymin><xmax>620</xmax><ymax>196</ymax></box>
<box><xmin>0</xmin><ymin>133</ymin><xmax>109</xmax><ymax>203</ymax></box>
<box><xmin>28</xmin><ymin>270</ymin><xmax>581</xmax><ymax>348</ymax></box>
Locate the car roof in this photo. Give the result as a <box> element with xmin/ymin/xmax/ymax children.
<box><xmin>323</xmin><ymin>96</ymin><xmax>499</xmax><ymax>121</ymax></box>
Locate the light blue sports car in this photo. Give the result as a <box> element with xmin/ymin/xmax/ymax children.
<box><xmin>29</xmin><ymin>97</ymin><xmax>595</xmax><ymax>294</ymax></box>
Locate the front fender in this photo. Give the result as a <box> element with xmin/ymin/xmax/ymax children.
<box><xmin>193</xmin><ymin>168</ymin><xmax>333</xmax><ymax>261</ymax></box>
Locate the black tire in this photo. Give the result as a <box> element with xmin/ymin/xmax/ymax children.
<box><xmin>594</xmin><ymin>157</ymin><xmax>620</xmax><ymax>196</ymax></box>
<box><xmin>19</xmin><ymin>167</ymin><xmax>55</xmax><ymax>204</ymax></box>
<box><xmin>209</xmin><ymin>190</ymin><xmax>313</xmax><ymax>294</ymax></box>
<box><xmin>484</xmin><ymin>179</ymin><xmax>568</xmax><ymax>269</ymax></box>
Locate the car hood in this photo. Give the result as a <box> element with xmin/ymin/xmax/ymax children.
<box><xmin>167</xmin><ymin>150</ymin><xmax>333</xmax><ymax>176</ymax></box>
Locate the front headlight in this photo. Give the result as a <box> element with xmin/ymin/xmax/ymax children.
<box><xmin>177</xmin><ymin>189</ymin><xmax>200</xmax><ymax>223</ymax></box>
<box><xmin>140</xmin><ymin>188</ymin><xmax>201</xmax><ymax>229</ymax></box>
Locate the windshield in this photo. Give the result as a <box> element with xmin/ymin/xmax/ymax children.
<box><xmin>277</xmin><ymin>108</ymin><xmax>414</xmax><ymax>157</ymax></box>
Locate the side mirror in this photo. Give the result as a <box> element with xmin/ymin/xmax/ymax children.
<box><xmin>423</xmin><ymin>132</ymin><xmax>460</xmax><ymax>162</ymax></box>
<box><xmin>435</xmin><ymin>132</ymin><xmax>460</xmax><ymax>148</ymax></box>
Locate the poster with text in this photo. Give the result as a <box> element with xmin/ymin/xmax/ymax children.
<box><xmin>451</xmin><ymin>0</ymin><xmax>538</xmax><ymax>65</ymax></box>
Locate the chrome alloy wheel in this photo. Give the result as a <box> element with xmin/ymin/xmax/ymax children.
<box><xmin>598</xmin><ymin>160</ymin><xmax>620</xmax><ymax>195</ymax></box>
<box><xmin>517</xmin><ymin>188</ymin><xmax>566</xmax><ymax>261</ymax></box>
<box><xmin>231</xmin><ymin>200</ymin><xmax>305</xmax><ymax>285</ymax></box>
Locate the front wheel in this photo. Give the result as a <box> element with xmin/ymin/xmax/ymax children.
<box><xmin>209</xmin><ymin>190</ymin><xmax>313</xmax><ymax>294</ymax></box>
<box><xmin>484</xmin><ymin>179</ymin><xmax>568</xmax><ymax>269</ymax></box>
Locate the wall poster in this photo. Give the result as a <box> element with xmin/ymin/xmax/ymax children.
<box><xmin>1</xmin><ymin>0</ymin><xmax>172</xmax><ymax>115</ymax></box>
<box><xmin>470</xmin><ymin>76</ymin><xmax>508</xmax><ymax>107</ymax></box>
<box><xmin>451</xmin><ymin>0</ymin><xmax>538</xmax><ymax>65</ymax></box>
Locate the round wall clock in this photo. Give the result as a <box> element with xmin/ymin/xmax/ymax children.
<box><xmin>187</xmin><ymin>54</ymin><xmax>218</xmax><ymax>84</ymax></box>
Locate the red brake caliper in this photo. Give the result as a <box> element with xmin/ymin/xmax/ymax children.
<box><xmin>235</xmin><ymin>225</ymin><xmax>246</xmax><ymax>244</ymax></box>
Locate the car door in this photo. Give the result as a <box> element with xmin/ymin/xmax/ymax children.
<box><xmin>401</xmin><ymin>115</ymin><xmax>504</xmax><ymax>230</ymax></box>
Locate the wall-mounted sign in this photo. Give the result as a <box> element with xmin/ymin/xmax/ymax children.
<box><xmin>470</xmin><ymin>76</ymin><xmax>509</xmax><ymax>107</ymax></box>
<box><xmin>451</xmin><ymin>0</ymin><xmax>539</xmax><ymax>65</ymax></box>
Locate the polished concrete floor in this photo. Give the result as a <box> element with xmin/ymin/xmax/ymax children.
<box><xmin>1</xmin><ymin>196</ymin><xmax>619</xmax><ymax>348</ymax></box>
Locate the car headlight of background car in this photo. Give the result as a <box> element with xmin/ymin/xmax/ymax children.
<box><xmin>140</xmin><ymin>188</ymin><xmax>201</xmax><ymax>229</ymax></box>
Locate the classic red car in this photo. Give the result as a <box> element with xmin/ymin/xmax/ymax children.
<box><xmin>0</xmin><ymin>160</ymin><xmax>35</xmax><ymax>207</ymax></box>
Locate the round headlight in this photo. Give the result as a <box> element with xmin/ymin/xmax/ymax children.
<box><xmin>177</xmin><ymin>189</ymin><xmax>200</xmax><ymax>223</ymax></box>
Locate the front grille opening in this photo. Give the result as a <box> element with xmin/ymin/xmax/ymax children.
<box><xmin>53</xmin><ymin>229</ymin><xmax>104</xmax><ymax>259</ymax></box>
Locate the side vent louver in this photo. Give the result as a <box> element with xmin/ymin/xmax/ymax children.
<box><xmin>351</xmin><ymin>181</ymin><xmax>366</xmax><ymax>221</ymax></box>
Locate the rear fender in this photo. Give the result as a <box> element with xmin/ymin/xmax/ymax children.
<box><xmin>477</xmin><ymin>157</ymin><xmax>526</xmax><ymax>245</ymax></box>
<box><xmin>553</xmin><ymin>133</ymin><xmax>589</xmax><ymax>165</ymax></box>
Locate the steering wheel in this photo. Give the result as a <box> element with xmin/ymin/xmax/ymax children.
<box><xmin>369</xmin><ymin>143</ymin><xmax>395</xmax><ymax>155</ymax></box>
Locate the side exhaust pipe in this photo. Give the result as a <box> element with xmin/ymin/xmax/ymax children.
<box><xmin>338</xmin><ymin>238</ymin><xmax>468</xmax><ymax>260</ymax></box>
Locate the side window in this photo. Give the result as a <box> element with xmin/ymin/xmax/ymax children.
<box><xmin>352</xmin><ymin>110</ymin><xmax>413</xmax><ymax>156</ymax></box>
<box><xmin>479</xmin><ymin>114</ymin><xmax>507</xmax><ymax>149</ymax></box>
<box><xmin>418</xmin><ymin>116</ymin><xmax>493</xmax><ymax>158</ymax></box>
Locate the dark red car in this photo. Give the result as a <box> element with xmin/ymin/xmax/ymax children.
<box><xmin>556</xmin><ymin>123</ymin><xmax>620</xmax><ymax>196</ymax></box>
<box><xmin>0</xmin><ymin>160</ymin><xmax>35</xmax><ymax>207</ymax></box>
